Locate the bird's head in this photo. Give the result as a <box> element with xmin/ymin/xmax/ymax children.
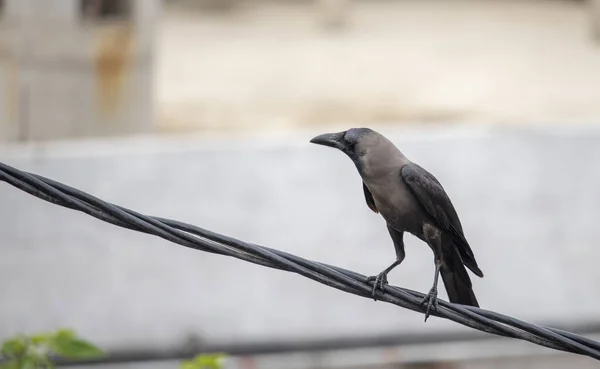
<box><xmin>310</xmin><ymin>127</ymin><xmax>406</xmax><ymax>178</ymax></box>
<box><xmin>309</xmin><ymin>127</ymin><xmax>377</xmax><ymax>161</ymax></box>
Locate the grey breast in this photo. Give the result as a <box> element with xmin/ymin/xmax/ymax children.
<box><xmin>367</xmin><ymin>172</ymin><xmax>425</xmax><ymax>236</ymax></box>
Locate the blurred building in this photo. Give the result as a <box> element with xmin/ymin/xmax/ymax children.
<box><xmin>593</xmin><ymin>0</ymin><xmax>600</xmax><ymax>39</ymax></box>
<box><xmin>0</xmin><ymin>0</ymin><xmax>158</xmax><ymax>142</ymax></box>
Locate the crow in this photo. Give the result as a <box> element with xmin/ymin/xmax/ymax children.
<box><xmin>310</xmin><ymin>127</ymin><xmax>483</xmax><ymax>320</ymax></box>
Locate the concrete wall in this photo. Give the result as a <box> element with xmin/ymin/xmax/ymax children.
<box><xmin>1</xmin><ymin>124</ymin><xmax>600</xmax><ymax>367</ymax></box>
<box><xmin>0</xmin><ymin>0</ymin><xmax>158</xmax><ymax>142</ymax></box>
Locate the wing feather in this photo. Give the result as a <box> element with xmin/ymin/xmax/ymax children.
<box><xmin>363</xmin><ymin>182</ymin><xmax>378</xmax><ymax>213</ymax></box>
<box><xmin>400</xmin><ymin>163</ymin><xmax>483</xmax><ymax>277</ymax></box>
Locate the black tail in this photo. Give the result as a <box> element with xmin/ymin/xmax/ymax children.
<box><xmin>440</xmin><ymin>247</ymin><xmax>479</xmax><ymax>307</ymax></box>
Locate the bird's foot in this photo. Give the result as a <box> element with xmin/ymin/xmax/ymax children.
<box><xmin>420</xmin><ymin>287</ymin><xmax>439</xmax><ymax>322</ymax></box>
<box><xmin>366</xmin><ymin>272</ymin><xmax>388</xmax><ymax>301</ymax></box>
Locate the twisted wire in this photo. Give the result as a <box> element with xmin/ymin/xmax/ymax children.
<box><xmin>1</xmin><ymin>161</ymin><xmax>599</xmax><ymax>361</ymax></box>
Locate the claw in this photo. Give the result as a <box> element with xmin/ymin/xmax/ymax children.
<box><xmin>366</xmin><ymin>272</ymin><xmax>389</xmax><ymax>301</ymax></box>
<box><xmin>420</xmin><ymin>287</ymin><xmax>439</xmax><ymax>322</ymax></box>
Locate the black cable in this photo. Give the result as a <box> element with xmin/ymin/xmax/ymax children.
<box><xmin>1</xmin><ymin>160</ymin><xmax>599</xmax><ymax>361</ymax></box>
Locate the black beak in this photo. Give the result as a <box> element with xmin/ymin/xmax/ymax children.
<box><xmin>309</xmin><ymin>131</ymin><xmax>346</xmax><ymax>150</ymax></box>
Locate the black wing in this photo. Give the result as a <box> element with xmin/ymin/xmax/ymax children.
<box><xmin>400</xmin><ymin>163</ymin><xmax>483</xmax><ymax>277</ymax></box>
<box><xmin>363</xmin><ymin>182</ymin><xmax>378</xmax><ymax>213</ymax></box>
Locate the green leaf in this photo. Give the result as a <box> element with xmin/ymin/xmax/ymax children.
<box><xmin>1</xmin><ymin>338</ymin><xmax>26</xmax><ymax>359</ymax></box>
<box><xmin>183</xmin><ymin>353</ymin><xmax>225</xmax><ymax>369</ymax></box>
<box><xmin>31</xmin><ymin>329</ymin><xmax>75</xmax><ymax>346</ymax></box>
<box><xmin>19</xmin><ymin>356</ymin><xmax>37</xmax><ymax>369</ymax></box>
<box><xmin>49</xmin><ymin>337</ymin><xmax>104</xmax><ymax>359</ymax></box>
<box><xmin>30</xmin><ymin>333</ymin><xmax>53</xmax><ymax>345</ymax></box>
<box><xmin>53</xmin><ymin>330</ymin><xmax>75</xmax><ymax>342</ymax></box>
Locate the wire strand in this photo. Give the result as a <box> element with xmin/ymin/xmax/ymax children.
<box><xmin>1</xmin><ymin>161</ymin><xmax>599</xmax><ymax>361</ymax></box>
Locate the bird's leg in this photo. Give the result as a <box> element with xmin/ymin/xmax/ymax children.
<box><xmin>420</xmin><ymin>258</ymin><xmax>442</xmax><ymax>321</ymax></box>
<box><xmin>366</xmin><ymin>225</ymin><xmax>405</xmax><ymax>301</ymax></box>
<box><xmin>420</xmin><ymin>224</ymin><xmax>443</xmax><ymax>321</ymax></box>
<box><xmin>366</xmin><ymin>259</ymin><xmax>402</xmax><ymax>301</ymax></box>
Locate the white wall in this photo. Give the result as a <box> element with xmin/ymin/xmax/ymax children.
<box><xmin>1</xmin><ymin>124</ymin><xmax>599</xmax><ymax>359</ymax></box>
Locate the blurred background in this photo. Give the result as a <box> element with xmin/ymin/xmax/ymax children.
<box><xmin>1</xmin><ymin>0</ymin><xmax>600</xmax><ymax>368</ymax></box>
